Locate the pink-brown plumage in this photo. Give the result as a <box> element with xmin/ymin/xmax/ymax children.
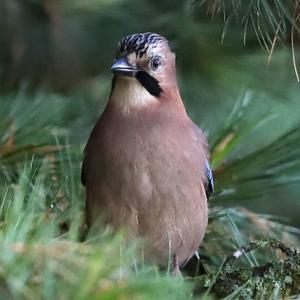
<box><xmin>82</xmin><ymin>32</ymin><xmax>211</xmax><ymax>271</ymax></box>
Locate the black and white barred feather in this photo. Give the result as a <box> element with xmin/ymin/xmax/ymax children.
<box><xmin>205</xmin><ymin>159</ymin><xmax>214</xmax><ymax>198</ymax></box>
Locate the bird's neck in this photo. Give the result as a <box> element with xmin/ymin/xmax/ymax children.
<box><xmin>109</xmin><ymin>76</ymin><xmax>159</xmax><ymax>114</ymax></box>
<box><xmin>108</xmin><ymin>76</ymin><xmax>185</xmax><ymax>115</ymax></box>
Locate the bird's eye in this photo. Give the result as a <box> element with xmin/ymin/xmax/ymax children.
<box><xmin>150</xmin><ymin>56</ymin><xmax>162</xmax><ymax>71</ymax></box>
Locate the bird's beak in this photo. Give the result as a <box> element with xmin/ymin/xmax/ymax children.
<box><xmin>111</xmin><ymin>57</ymin><xmax>139</xmax><ymax>77</ymax></box>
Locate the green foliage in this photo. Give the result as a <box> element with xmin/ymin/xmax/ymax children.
<box><xmin>0</xmin><ymin>160</ymin><xmax>196</xmax><ymax>300</ymax></box>
<box><xmin>0</xmin><ymin>0</ymin><xmax>300</xmax><ymax>299</ymax></box>
<box><xmin>194</xmin><ymin>0</ymin><xmax>299</xmax><ymax>47</ymax></box>
<box><xmin>0</xmin><ymin>86</ymin><xmax>299</xmax><ymax>299</ymax></box>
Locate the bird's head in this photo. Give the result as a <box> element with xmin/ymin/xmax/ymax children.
<box><xmin>110</xmin><ymin>32</ymin><xmax>180</xmax><ymax>112</ymax></box>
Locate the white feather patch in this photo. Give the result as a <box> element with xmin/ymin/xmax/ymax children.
<box><xmin>110</xmin><ymin>77</ymin><xmax>158</xmax><ymax>113</ymax></box>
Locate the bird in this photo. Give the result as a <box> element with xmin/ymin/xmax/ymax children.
<box><xmin>81</xmin><ymin>32</ymin><xmax>214</xmax><ymax>274</ymax></box>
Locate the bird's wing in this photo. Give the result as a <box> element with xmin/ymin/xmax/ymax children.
<box><xmin>81</xmin><ymin>153</ymin><xmax>87</xmax><ymax>186</ymax></box>
<box><xmin>190</xmin><ymin>121</ymin><xmax>214</xmax><ymax>198</ymax></box>
<box><xmin>205</xmin><ymin>158</ymin><xmax>214</xmax><ymax>198</ymax></box>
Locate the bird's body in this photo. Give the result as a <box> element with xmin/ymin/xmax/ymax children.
<box><xmin>82</xmin><ymin>33</ymin><xmax>212</xmax><ymax>271</ymax></box>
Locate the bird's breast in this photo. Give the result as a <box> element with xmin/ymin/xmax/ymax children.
<box><xmin>85</xmin><ymin>109</ymin><xmax>208</xmax><ymax>264</ymax></box>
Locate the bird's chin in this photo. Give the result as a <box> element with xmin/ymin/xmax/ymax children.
<box><xmin>110</xmin><ymin>76</ymin><xmax>159</xmax><ymax>112</ymax></box>
<box><xmin>114</xmin><ymin>75</ymin><xmax>137</xmax><ymax>85</ymax></box>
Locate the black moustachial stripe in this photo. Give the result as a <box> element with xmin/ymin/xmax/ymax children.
<box><xmin>135</xmin><ymin>71</ymin><xmax>162</xmax><ymax>97</ymax></box>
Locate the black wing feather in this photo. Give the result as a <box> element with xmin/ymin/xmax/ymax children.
<box><xmin>205</xmin><ymin>159</ymin><xmax>214</xmax><ymax>198</ymax></box>
<box><xmin>81</xmin><ymin>158</ymin><xmax>86</xmax><ymax>186</ymax></box>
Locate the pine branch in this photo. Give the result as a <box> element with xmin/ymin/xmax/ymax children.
<box><xmin>194</xmin><ymin>0</ymin><xmax>300</xmax><ymax>49</ymax></box>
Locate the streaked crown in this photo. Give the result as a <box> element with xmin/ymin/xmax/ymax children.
<box><xmin>117</xmin><ymin>32</ymin><xmax>168</xmax><ymax>58</ymax></box>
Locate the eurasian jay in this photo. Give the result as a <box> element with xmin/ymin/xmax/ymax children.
<box><xmin>81</xmin><ymin>32</ymin><xmax>214</xmax><ymax>274</ymax></box>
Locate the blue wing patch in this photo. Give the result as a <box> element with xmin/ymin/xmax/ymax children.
<box><xmin>205</xmin><ymin>159</ymin><xmax>214</xmax><ymax>198</ymax></box>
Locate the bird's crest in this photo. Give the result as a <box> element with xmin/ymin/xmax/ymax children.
<box><xmin>117</xmin><ymin>32</ymin><xmax>167</xmax><ymax>58</ymax></box>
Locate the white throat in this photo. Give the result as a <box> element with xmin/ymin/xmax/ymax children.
<box><xmin>110</xmin><ymin>77</ymin><xmax>158</xmax><ymax>113</ymax></box>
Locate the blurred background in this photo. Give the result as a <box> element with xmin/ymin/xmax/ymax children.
<box><xmin>1</xmin><ymin>0</ymin><xmax>299</xmax><ymax>224</ymax></box>
<box><xmin>0</xmin><ymin>0</ymin><xmax>300</xmax><ymax>298</ymax></box>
